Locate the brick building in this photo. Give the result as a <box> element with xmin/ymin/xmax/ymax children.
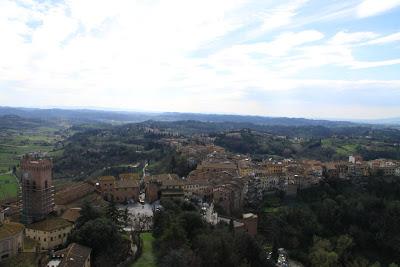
<box><xmin>98</xmin><ymin>175</ymin><xmax>139</xmax><ymax>203</ymax></box>
<box><xmin>20</xmin><ymin>153</ymin><xmax>55</xmax><ymax>225</ymax></box>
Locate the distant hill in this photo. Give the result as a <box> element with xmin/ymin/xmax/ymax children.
<box><xmin>0</xmin><ymin>114</ymin><xmax>55</xmax><ymax>130</ymax></box>
<box><xmin>0</xmin><ymin>106</ymin><xmax>365</xmax><ymax>127</ymax></box>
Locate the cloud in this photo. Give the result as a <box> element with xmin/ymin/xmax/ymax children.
<box><xmin>357</xmin><ymin>0</ymin><xmax>400</xmax><ymax>18</ymax></box>
<box><xmin>365</xmin><ymin>32</ymin><xmax>400</xmax><ymax>45</ymax></box>
<box><xmin>0</xmin><ymin>0</ymin><xmax>399</xmax><ymax>119</ymax></box>
<box><xmin>330</xmin><ymin>31</ymin><xmax>379</xmax><ymax>45</ymax></box>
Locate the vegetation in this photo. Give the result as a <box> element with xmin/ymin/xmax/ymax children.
<box><xmin>132</xmin><ymin>233</ymin><xmax>157</xmax><ymax>267</ymax></box>
<box><xmin>215</xmin><ymin>128</ymin><xmax>400</xmax><ymax>161</ymax></box>
<box><xmin>152</xmin><ymin>198</ymin><xmax>271</xmax><ymax>267</ymax></box>
<box><xmin>0</xmin><ymin>172</ymin><xmax>18</xmax><ymax>201</ymax></box>
<box><xmin>54</xmin><ymin>124</ymin><xmax>195</xmax><ymax>179</ymax></box>
<box><xmin>259</xmin><ymin>177</ymin><xmax>400</xmax><ymax>266</ymax></box>
<box><xmin>68</xmin><ymin>201</ymin><xmax>131</xmax><ymax>267</ymax></box>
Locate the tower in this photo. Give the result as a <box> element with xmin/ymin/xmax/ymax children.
<box><xmin>20</xmin><ymin>153</ymin><xmax>55</xmax><ymax>224</ymax></box>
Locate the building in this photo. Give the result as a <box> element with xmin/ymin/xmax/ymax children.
<box><xmin>182</xmin><ymin>179</ymin><xmax>213</xmax><ymax>200</ymax></box>
<box><xmin>160</xmin><ymin>179</ymin><xmax>185</xmax><ymax>200</ymax></box>
<box><xmin>61</xmin><ymin>208</ymin><xmax>82</xmax><ymax>224</ymax></box>
<box><xmin>55</xmin><ymin>182</ymin><xmax>94</xmax><ymax>206</ymax></box>
<box><xmin>349</xmin><ymin>155</ymin><xmax>363</xmax><ymax>164</ymax></box>
<box><xmin>213</xmin><ymin>180</ymin><xmax>245</xmax><ymax>215</ymax></box>
<box><xmin>20</xmin><ymin>153</ymin><xmax>55</xmax><ymax>224</ymax></box>
<box><xmin>144</xmin><ymin>174</ymin><xmax>180</xmax><ymax>203</ymax></box>
<box><xmin>263</xmin><ymin>161</ymin><xmax>285</xmax><ymax>176</ymax></box>
<box><xmin>241</xmin><ymin>213</ymin><xmax>258</xmax><ymax>237</ymax></box>
<box><xmin>0</xmin><ymin>209</ymin><xmax>24</xmax><ymax>261</ymax></box>
<box><xmin>98</xmin><ymin>175</ymin><xmax>140</xmax><ymax>203</ymax></box>
<box><xmin>25</xmin><ymin>217</ymin><xmax>73</xmax><ymax>251</ymax></box>
<box><xmin>47</xmin><ymin>243</ymin><xmax>91</xmax><ymax>267</ymax></box>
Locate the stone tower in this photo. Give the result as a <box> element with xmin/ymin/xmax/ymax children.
<box><xmin>20</xmin><ymin>153</ymin><xmax>55</xmax><ymax>224</ymax></box>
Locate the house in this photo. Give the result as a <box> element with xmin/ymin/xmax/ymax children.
<box><xmin>61</xmin><ymin>208</ymin><xmax>81</xmax><ymax>224</ymax></box>
<box><xmin>144</xmin><ymin>174</ymin><xmax>180</xmax><ymax>203</ymax></box>
<box><xmin>25</xmin><ymin>217</ymin><xmax>73</xmax><ymax>251</ymax></box>
<box><xmin>98</xmin><ymin>175</ymin><xmax>140</xmax><ymax>203</ymax></box>
<box><xmin>0</xmin><ymin>213</ymin><xmax>24</xmax><ymax>261</ymax></box>
<box><xmin>47</xmin><ymin>243</ymin><xmax>91</xmax><ymax>267</ymax></box>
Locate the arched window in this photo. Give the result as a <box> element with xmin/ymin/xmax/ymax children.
<box><xmin>45</xmin><ymin>180</ymin><xmax>48</xmax><ymax>188</ymax></box>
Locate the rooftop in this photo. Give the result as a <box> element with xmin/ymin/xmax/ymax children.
<box><xmin>119</xmin><ymin>173</ymin><xmax>140</xmax><ymax>180</ymax></box>
<box><xmin>57</xmin><ymin>243</ymin><xmax>91</xmax><ymax>267</ymax></box>
<box><xmin>61</xmin><ymin>208</ymin><xmax>82</xmax><ymax>223</ymax></box>
<box><xmin>98</xmin><ymin>176</ymin><xmax>115</xmax><ymax>181</ymax></box>
<box><xmin>26</xmin><ymin>217</ymin><xmax>72</xmax><ymax>232</ymax></box>
<box><xmin>0</xmin><ymin>221</ymin><xmax>24</xmax><ymax>239</ymax></box>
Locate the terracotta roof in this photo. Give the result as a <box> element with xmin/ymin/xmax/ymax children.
<box><xmin>145</xmin><ymin>174</ymin><xmax>179</xmax><ymax>183</ymax></box>
<box><xmin>98</xmin><ymin>176</ymin><xmax>115</xmax><ymax>181</ymax></box>
<box><xmin>57</xmin><ymin>243</ymin><xmax>91</xmax><ymax>267</ymax></box>
<box><xmin>61</xmin><ymin>208</ymin><xmax>82</xmax><ymax>223</ymax></box>
<box><xmin>115</xmin><ymin>179</ymin><xmax>139</xmax><ymax>188</ymax></box>
<box><xmin>0</xmin><ymin>222</ymin><xmax>24</xmax><ymax>239</ymax></box>
<box><xmin>119</xmin><ymin>173</ymin><xmax>140</xmax><ymax>180</ymax></box>
<box><xmin>26</xmin><ymin>217</ymin><xmax>72</xmax><ymax>232</ymax></box>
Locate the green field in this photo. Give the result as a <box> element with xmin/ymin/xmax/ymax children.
<box><xmin>132</xmin><ymin>233</ymin><xmax>156</xmax><ymax>267</ymax></box>
<box><xmin>0</xmin><ymin>173</ymin><xmax>19</xmax><ymax>201</ymax></box>
<box><xmin>262</xmin><ymin>193</ymin><xmax>284</xmax><ymax>213</ymax></box>
<box><xmin>0</xmin><ymin>128</ymin><xmax>60</xmax><ymax>173</ymax></box>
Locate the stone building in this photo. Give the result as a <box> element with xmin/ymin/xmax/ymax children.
<box><xmin>25</xmin><ymin>217</ymin><xmax>73</xmax><ymax>251</ymax></box>
<box><xmin>213</xmin><ymin>180</ymin><xmax>245</xmax><ymax>216</ymax></box>
<box><xmin>98</xmin><ymin>175</ymin><xmax>140</xmax><ymax>203</ymax></box>
<box><xmin>144</xmin><ymin>174</ymin><xmax>180</xmax><ymax>203</ymax></box>
<box><xmin>0</xmin><ymin>209</ymin><xmax>24</xmax><ymax>261</ymax></box>
<box><xmin>20</xmin><ymin>153</ymin><xmax>55</xmax><ymax>224</ymax></box>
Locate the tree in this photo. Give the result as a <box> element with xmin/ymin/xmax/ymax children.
<box><xmin>335</xmin><ymin>235</ymin><xmax>353</xmax><ymax>264</ymax></box>
<box><xmin>121</xmin><ymin>207</ymin><xmax>130</xmax><ymax>228</ymax></box>
<box><xmin>106</xmin><ymin>200</ymin><xmax>123</xmax><ymax>230</ymax></box>
<box><xmin>159</xmin><ymin>222</ymin><xmax>188</xmax><ymax>256</ymax></box>
<box><xmin>229</xmin><ymin>218</ymin><xmax>234</xmax><ymax>233</ymax></box>
<box><xmin>76</xmin><ymin>201</ymin><xmax>102</xmax><ymax>228</ymax></box>
<box><xmin>309</xmin><ymin>237</ymin><xmax>339</xmax><ymax>267</ymax></box>
<box><xmin>179</xmin><ymin>211</ymin><xmax>205</xmax><ymax>241</ymax></box>
<box><xmin>160</xmin><ymin>248</ymin><xmax>192</xmax><ymax>267</ymax></box>
<box><xmin>69</xmin><ymin>217</ymin><xmax>130</xmax><ymax>267</ymax></box>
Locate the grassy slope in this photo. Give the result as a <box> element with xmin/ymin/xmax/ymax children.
<box><xmin>132</xmin><ymin>233</ymin><xmax>156</xmax><ymax>267</ymax></box>
<box><xmin>0</xmin><ymin>128</ymin><xmax>60</xmax><ymax>173</ymax></box>
<box><xmin>0</xmin><ymin>172</ymin><xmax>19</xmax><ymax>201</ymax></box>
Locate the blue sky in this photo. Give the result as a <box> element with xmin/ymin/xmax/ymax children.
<box><xmin>0</xmin><ymin>0</ymin><xmax>399</xmax><ymax>119</ymax></box>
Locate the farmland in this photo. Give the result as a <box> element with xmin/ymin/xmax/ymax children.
<box><xmin>0</xmin><ymin>172</ymin><xmax>19</xmax><ymax>201</ymax></box>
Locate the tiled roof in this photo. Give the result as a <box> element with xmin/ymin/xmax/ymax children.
<box><xmin>0</xmin><ymin>222</ymin><xmax>24</xmax><ymax>239</ymax></box>
<box><xmin>26</xmin><ymin>217</ymin><xmax>72</xmax><ymax>232</ymax></box>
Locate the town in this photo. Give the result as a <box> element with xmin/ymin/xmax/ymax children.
<box><xmin>1</xmin><ymin>129</ymin><xmax>400</xmax><ymax>267</ymax></box>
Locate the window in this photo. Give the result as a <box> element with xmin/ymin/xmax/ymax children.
<box><xmin>45</xmin><ymin>180</ymin><xmax>48</xmax><ymax>188</ymax></box>
<box><xmin>50</xmin><ymin>237</ymin><xmax>53</xmax><ymax>241</ymax></box>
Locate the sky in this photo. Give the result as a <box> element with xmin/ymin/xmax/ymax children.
<box><xmin>0</xmin><ymin>0</ymin><xmax>400</xmax><ymax>119</ymax></box>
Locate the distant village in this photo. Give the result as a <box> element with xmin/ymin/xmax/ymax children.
<box><xmin>1</xmin><ymin>134</ymin><xmax>399</xmax><ymax>266</ymax></box>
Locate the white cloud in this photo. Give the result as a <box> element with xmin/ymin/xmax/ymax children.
<box><xmin>357</xmin><ymin>0</ymin><xmax>400</xmax><ymax>18</ymax></box>
<box><xmin>0</xmin><ymin>0</ymin><xmax>399</xmax><ymax>118</ymax></box>
<box><xmin>365</xmin><ymin>32</ymin><xmax>400</xmax><ymax>45</ymax></box>
<box><xmin>330</xmin><ymin>31</ymin><xmax>379</xmax><ymax>45</ymax></box>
